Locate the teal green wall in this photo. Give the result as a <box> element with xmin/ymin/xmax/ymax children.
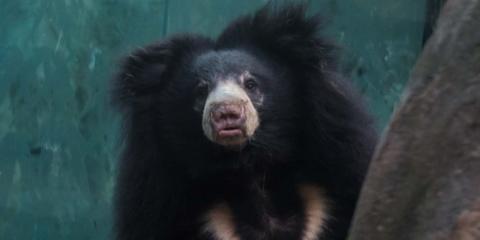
<box><xmin>0</xmin><ymin>0</ymin><xmax>426</xmax><ymax>239</ymax></box>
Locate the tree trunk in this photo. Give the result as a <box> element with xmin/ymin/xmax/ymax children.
<box><xmin>348</xmin><ymin>0</ymin><xmax>480</xmax><ymax>240</ymax></box>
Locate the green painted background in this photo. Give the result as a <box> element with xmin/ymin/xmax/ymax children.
<box><xmin>0</xmin><ymin>0</ymin><xmax>427</xmax><ymax>239</ymax></box>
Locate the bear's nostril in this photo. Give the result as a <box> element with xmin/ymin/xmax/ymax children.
<box><xmin>220</xmin><ymin>111</ymin><xmax>240</xmax><ymax>120</ymax></box>
<box><xmin>212</xmin><ymin>104</ymin><xmax>245</xmax><ymax>124</ymax></box>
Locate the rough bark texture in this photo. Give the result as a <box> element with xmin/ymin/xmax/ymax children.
<box><xmin>348</xmin><ymin>0</ymin><xmax>480</xmax><ymax>240</ymax></box>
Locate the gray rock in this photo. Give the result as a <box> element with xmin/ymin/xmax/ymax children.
<box><xmin>348</xmin><ymin>1</ymin><xmax>480</xmax><ymax>239</ymax></box>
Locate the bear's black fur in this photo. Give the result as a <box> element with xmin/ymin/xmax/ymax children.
<box><xmin>112</xmin><ymin>4</ymin><xmax>377</xmax><ymax>240</ymax></box>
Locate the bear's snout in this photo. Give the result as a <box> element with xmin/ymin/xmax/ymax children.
<box><xmin>202</xmin><ymin>81</ymin><xmax>259</xmax><ymax>148</ymax></box>
<box><xmin>211</xmin><ymin>103</ymin><xmax>246</xmax><ymax>127</ymax></box>
<box><xmin>211</xmin><ymin>103</ymin><xmax>246</xmax><ymax>139</ymax></box>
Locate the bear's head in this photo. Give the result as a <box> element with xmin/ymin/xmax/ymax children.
<box><xmin>112</xmin><ymin>5</ymin><xmax>342</xmax><ymax>158</ymax></box>
<box><xmin>192</xmin><ymin>46</ymin><xmax>307</xmax><ymax>151</ymax></box>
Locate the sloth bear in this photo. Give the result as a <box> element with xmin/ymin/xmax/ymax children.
<box><xmin>112</xmin><ymin>4</ymin><xmax>377</xmax><ymax>240</ymax></box>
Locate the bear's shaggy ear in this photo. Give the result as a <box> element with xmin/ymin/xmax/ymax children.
<box><xmin>216</xmin><ymin>3</ymin><xmax>336</xmax><ymax>72</ymax></box>
<box><xmin>111</xmin><ymin>35</ymin><xmax>213</xmax><ymax>111</ymax></box>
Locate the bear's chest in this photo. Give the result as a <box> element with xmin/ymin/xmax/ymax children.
<box><xmin>202</xmin><ymin>184</ymin><xmax>329</xmax><ymax>240</ymax></box>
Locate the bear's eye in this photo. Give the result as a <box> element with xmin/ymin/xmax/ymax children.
<box><xmin>196</xmin><ymin>81</ymin><xmax>210</xmax><ymax>97</ymax></box>
<box><xmin>244</xmin><ymin>77</ymin><xmax>258</xmax><ymax>91</ymax></box>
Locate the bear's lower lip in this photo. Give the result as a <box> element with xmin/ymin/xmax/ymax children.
<box><xmin>218</xmin><ymin>128</ymin><xmax>243</xmax><ymax>138</ymax></box>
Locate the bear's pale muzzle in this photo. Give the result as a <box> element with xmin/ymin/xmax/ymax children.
<box><xmin>202</xmin><ymin>81</ymin><xmax>259</xmax><ymax>147</ymax></box>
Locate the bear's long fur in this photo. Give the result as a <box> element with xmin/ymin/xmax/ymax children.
<box><xmin>112</xmin><ymin>4</ymin><xmax>377</xmax><ymax>240</ymax></box>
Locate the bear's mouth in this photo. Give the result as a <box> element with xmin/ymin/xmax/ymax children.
<box><xmin>218</xmin><ymin>126</ymin><xmax>244</xmax><ymax>138</ymax></box>
<box><xmin>213</xmin><ymin>122</ymin><xmax>248</xmax><ymax>147</ymax></box>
